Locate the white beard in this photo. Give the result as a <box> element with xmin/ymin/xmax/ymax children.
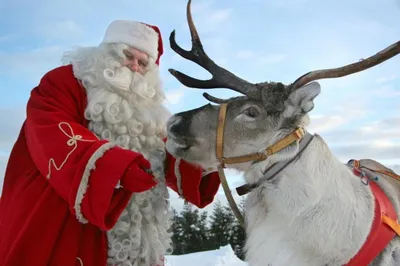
<box><xmin>64</xmin><ymin>44</ymin><xmax>173</xmax><ymax>266</ymax></box>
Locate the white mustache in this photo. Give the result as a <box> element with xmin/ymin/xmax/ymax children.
<box><xmin>103</xmin><ymin>67</ymin><xmax>132</xmax><ymax>91</ymax></box>
<box><xmin>103</xmin><ymin>66</ymin><xmax>157</xmax><ymax>99</ymax></box>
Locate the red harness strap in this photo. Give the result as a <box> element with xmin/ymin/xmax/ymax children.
<box><xmin>345</xmin><ymin>160</ymin><xmax>398</xmax><ymax>266</ymax></box>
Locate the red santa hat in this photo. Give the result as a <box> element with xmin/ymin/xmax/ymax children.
<box><xmin>101</xmin><ymin>20</ymin><xmax>164</xmax><ymax>65</ymax></box>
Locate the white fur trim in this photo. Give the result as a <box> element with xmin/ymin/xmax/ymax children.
<box><xmin>101</xmin><ymin>20</ymin><xmax>159</xmax><ymax>60</ymax></box>
<box><xmin>76</xmin><ymin>257</ymin><xmax>83</xmax><ymax>266</ymax></box>
<box><xmin>174</xmin><ymin>158</ymin><xmax>184</xmax><ymax>197</ymax></box>
<box><xmin>202</xmin><ymin>167</ymin><xmax>218</xmax><ymax>177</ymax></box>
<box><xmin>74</xmin><ymin>142</ymin><xmax>116</xmax><ymax>224</ymax></box>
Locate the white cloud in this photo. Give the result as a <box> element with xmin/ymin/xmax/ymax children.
<box><xmin>37</xmin><ymin>20</ymin><xmax>85</xmax><ymax>41</ymax></box>
<box><xmin>309</xmin><ymin>115</ymin><xmax>345</xmax><ymax>133</ymax></box>
<box><xmin>332</xmin><ymin>144</ymin><xmax>400</xmax><ymax>162</ymax></box>
<box><xmin>190</xmin><ymin>0</ymin><xmax>214</xmax><ymax>13</ymax></box>
<box><xmin>0</xmin><ymin>34</ymin><xmax>14</xmax><ymax>43</ymax></box>
<box><xmin>236</xmin><ymin>50</ymin><xmax>255</xmax><ymax>60</ymax></box>
<box><xmin>208</xmin><ymin>8</ymin><xmax>232</xmax><ymax>24</ymax></box>
<box><xmin>257</xmin><ymin>54</ymin><xmax>287</xmax><ymax>65</ymax></box>
<box><xmin>375</xmin><ymin>74</ymin><xmax>398</xmax><ymax>84</ymax></box>
<box><xmin>201</xmin><ymin>37</ymin><xmax>231</xmax><ymax>54</ymax></box>
<box><xmin>368</xmin><ymin>85</ymin><xmax>400</xmax><ymax>98</ymax></box>
<box><xmin>372</xmin><ymin>140</ymin><xmax>395</xmax><ymax>148</ymax></box>
<box><xmin>0</xmin><ymin>45</ymin><xmax>64</xmax><ymax>80</ymax></box>
<box><xmin>0</xmin><ymin>106</ymin><xmax>26</xmax><ymax>151</ymax></box>
<box><xmin>322</xmin><ymin>117</ymin><xmax>400</xmax><ymax>144</ymax></box>
<box><xmin>180</xmin><ymin>1</ymin><xmax>232</xmax><ymax>35</ymax></box>
<box><xmin>307</xmin><ymin>91</ymin><xmax>371</xmax><ymax>135</ymax></box>
<box><xmin>165</xmin><ymin>88</ymin><xmax>185</xmax><ymax>105</ymax></box>
<box><xmin>392</xmin><ymin>165</ymin><xmax>400</xmax><ymax>174</ymax></box>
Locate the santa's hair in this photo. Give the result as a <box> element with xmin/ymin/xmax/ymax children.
<box><xmin>62</xmin><ymin>44</ymin><xmax>174</xmax><ymax>266</ymax></box>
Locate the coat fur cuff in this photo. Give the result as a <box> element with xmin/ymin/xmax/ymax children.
<box><xmin>74</xmin><ymin>142</ymin><xmax>116</xmax><ymax>224</ymax></box>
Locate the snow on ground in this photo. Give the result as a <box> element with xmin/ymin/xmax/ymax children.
<box><xmin>165</xmin><ymin>245</ymin><xmax>247</xmax><ymax>266</ymax></box>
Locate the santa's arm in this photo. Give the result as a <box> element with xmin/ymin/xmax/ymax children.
<box><xmin>24</xmin><ymin>66</ymin><xmax>157</xmax><ymax>230</ymax></box>
<box><xmin>164</xmin><ymin>150</ymin><xmax>221</xmax><ymax>208</ymax></box>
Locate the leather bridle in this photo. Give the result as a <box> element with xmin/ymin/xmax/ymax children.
<box><xmin>215</xmin><ymin>103</ymin><xmax>312</xmax><ymax>227</ymax></box>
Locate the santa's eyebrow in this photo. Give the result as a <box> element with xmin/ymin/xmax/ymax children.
<box><xmin>123</xmin><ymin>49</ymin><xmax>133</xmax><ymax>58</ymax></box>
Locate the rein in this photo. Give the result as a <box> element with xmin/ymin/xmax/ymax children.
<box><xmin>215</xmin><ymin>103</ymin><xmax>313</xmax><ymax>227</ymax></box>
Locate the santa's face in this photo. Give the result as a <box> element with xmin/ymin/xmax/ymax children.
<box><xmin>121</xmin><ymin>47</ymin><xmax>149</xmax><ymax>75</ymax></box>
<box><xmin>67</xmin><ymin>42</ymin><xmax>165</xmax><ymax>105</ymax></box>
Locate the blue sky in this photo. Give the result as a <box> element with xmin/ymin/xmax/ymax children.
<box><xmin>0</xmin><ymin>0</ymin><xmax>399</xmax><ymax>212</ymax></box>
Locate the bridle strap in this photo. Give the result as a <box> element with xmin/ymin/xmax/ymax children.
<box><xmin>216</xmin><ymin>103</ymin><xmax>245</xmax><ymax>227</ymax></box>
<box><xmin>217</xmin><ymin>165</ymin><xmax>245</xmax><ymax>227</ymax></box>
<box><xmin>220</xmin><ymin>128</ymin><xmax>306</xmax><ymax>165</ymax></box>
<box><xmin>216</xmin><ymin>103</ymin><xmax>228</xmax><ymax>165</ymax></box>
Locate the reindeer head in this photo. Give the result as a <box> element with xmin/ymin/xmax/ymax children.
<box><xmin>166</xmin><ymin>0</ymin><xmax>400</xmax><ymax>171</ymax></box>
<box><xmin>166</xmin><ymin>81</ymin><xmax>320</xmax><ymax>171</ymax></box>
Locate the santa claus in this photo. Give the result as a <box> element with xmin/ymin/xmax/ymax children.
<box><xmin>0</xmin><ymin>20</ymin><xmax>220</xmax><ymax>266</ymax></box>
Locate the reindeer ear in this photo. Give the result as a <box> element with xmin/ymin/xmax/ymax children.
<box><xmin>282</xmin><ymin>82</ymin><xmax>321</xmax><ymax>118</ymax></box>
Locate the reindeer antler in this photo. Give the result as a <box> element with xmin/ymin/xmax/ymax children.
<box><xmin>290</xmin><ymin>41</ymin><xmax>400</xmax><ymax>90</ymax></box>
<box><xmin>169</xmin><ymin>0</ymin><xmax>260</xmax><ymax>99</ymax></box>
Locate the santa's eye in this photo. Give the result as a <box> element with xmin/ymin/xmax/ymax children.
<box><xmin>139</xmin><ymin>60</ymin><xmax>148</xmax><ymax>67</ymax></box>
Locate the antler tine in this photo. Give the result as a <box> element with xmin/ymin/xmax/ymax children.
<box><xmin>202</xmin><ymin>92</ymin><xmax>231</xmax><ymax>104</ymax></box>
<box><xmin>169</xmin><ymin>0</ymin><xmax>260</xmax><ymax>99</ymax></box>
<box><xmin>290</xmin><ymin>40</ymin><xmax>400</xmax><ymax>90</ymax></box>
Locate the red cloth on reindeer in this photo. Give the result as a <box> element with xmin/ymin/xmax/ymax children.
<box><xmin>0</xmin><ymin>65</ymin><xmax>221</xmax><ymax>266</ymax></box>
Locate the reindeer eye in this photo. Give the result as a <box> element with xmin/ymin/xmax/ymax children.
<box><xmin>244</xmin><ymin>107</ymin><xmax>260</xmax><ymax>118</ymax></box>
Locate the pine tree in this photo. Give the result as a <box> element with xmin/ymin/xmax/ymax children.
<box><xmin>169</xmin><ymin>200</ymin><xmax>247</xmax><ymax>259</ymax></box>
<box><xmin>228</xmin><ymin>199</ymin><xmax>247</xmax><ymax>260</ymax></box>
<box><xmin>176</xmin><ymin>203</ymin><xmax>210</xmax><ymax>254</ymax></box>
<box><xmin>170</xmin><ymin>208</ymin><xmax>185</xmax><ymax>255</ymax></box>
<box><xmin>208</xmin><ymin>201</ymin><xmax>235</xmax><ymax>250</ymax></box>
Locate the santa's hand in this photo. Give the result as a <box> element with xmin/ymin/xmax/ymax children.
<box><xmin>119</xmin><ymin>154</ymin><xmax>158</xmax><ymax>193</ymax></box>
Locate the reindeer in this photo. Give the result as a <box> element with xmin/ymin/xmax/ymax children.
<box><xmin>165</xmin><ymin>1</ymin><xmax>400</xmax><ymax>265</ymax></box>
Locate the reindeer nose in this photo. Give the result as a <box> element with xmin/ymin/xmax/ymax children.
<box><xmin>167</xmin><ymin>116</ymin><xmax>181</xmax><ymax>131</ymax></box>
<box><xmin>168</xmin><ymin>104</ymin><xmax>211</xmax><ymax>137</ymax></box>
<box><xmin>168</xmin><ymin>115</ymin><xmax>191</xmax><ymax>137</ymax></box>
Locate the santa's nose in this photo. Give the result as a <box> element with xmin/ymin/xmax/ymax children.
<box><xmin>129</xmin><ymin>64</ymin><xmax>139</xmax><ymax>72</ymax></box>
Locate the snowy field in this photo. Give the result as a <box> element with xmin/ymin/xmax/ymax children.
<box><xmin>165</xmin><ymin>245</ymin><xmax>247</xmax><ymax>266</ymax></box>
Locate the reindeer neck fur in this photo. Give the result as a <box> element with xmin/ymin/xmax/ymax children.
<box><xmin>242</xmin><ymin>134</ymin><xmax>375</xmax><ymax>266</ymax></box>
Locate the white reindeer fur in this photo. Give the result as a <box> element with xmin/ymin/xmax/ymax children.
<box><xmin>63</xmin><ymin>43</ymin><xmax>173</xmax><ymax>266</ymax></box>
<box><xmin>235</xmin><ymin>125</ymin><xmax>400</xmax><ymax>265</ymax></box>
<box><xmin>197</xmin><ymin>123</ymin><xmax>400</xmax><ymax>265</ymax></box>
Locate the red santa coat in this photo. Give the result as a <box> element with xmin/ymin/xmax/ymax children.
<box><xmin>0</xmin><ymin>65</ymin><xmax>221</xmax><ymax>266</ymax></box>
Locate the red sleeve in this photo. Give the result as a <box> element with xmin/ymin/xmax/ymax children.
<box><xmin>24</xmin><ymin>66</ymin><xmax>156</xmax><ymax>230</ymax></box>
<box><xmin>164</xmin><ymin>150</ymin><xmax>221</xmax><ymax>208</ymax></box>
